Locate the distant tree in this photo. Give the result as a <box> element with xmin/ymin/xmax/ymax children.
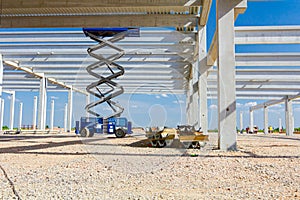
<box><xmin>2</xmin><ymin>125</ymin><xmax>9</xmax><ymax>130</ymax></box>
<box><xmin>45</xmin><ymin>125</ymin><xmax>49</xmax><ymax>129</ymax></box>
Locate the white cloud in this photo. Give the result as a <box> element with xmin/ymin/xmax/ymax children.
<box><xmin>15</xmin><ymin>98</ymin><xmax>21</xmax><ymax>102</ymax></box>
<box><xmin>51</xmin><ymin>96</ymin><xmax>59</xmax><ymax>100</ymax></box>
<box><xmin>173</xmin><ymin>100</ymin><xmax>185</xmax><ymax>104</ymax></box>
<box><xmin>161</xmin><ymin>94</ymin><xmax>168</xmax><ymax>98</ymax></box>
<box><xmin>244</xmin><ymin>102</ymin><xmax>257</xmax><ymax>107</ymax></box>
<box><xmin>270</xmin><ymin>104</ymin><xmax>282</xmax><ymax>109</ymax></box>
<box><xmin>6</xmin><ymin>95</ymin><xmax>11</xmax><ymax>100</ymax></box>
<box><xmin>155</xmin><ymin>95</ymin><xmax>161</xmax><ymax>99</ymax></box>
<box><xmin>236</xmin><ymin>103</ymin><xmax>243</xmax><ymax>108</ymax></box>
<box><xmin>209</xmin><ymin>104</ymin><xmax>217</xmax><ymax>110</ymax></box>
<box><xmin>131</xmin><ymin>104</ymin><xmax>138</xmax><ymax>108</ymax></box>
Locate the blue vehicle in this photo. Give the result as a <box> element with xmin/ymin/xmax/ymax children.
<box><xmin>76</xmin><ymin>117</ymin><xmax>132</xmax><ymax>138</ymax></box>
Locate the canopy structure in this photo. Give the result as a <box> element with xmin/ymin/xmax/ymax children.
<box><xmin>1</xmin><ymin>0</ymin><xmax>300</xmax><ymax>151</ymax></box>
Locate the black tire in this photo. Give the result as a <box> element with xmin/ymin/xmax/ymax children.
<box><xmin>115</xmin><ymin>129</ymin><xmax>126</xmax><ymax>138</ymax></box>
<box><xmin>80</xmin><ymin>127</ymin><xmax>89</xmax><ymax>137</ymax></box>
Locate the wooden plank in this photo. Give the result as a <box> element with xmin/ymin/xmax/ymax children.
<box><xmin>3</xmin><ymin>0</ymin><xmax>203</xmax><ymax>8</ymax></box>
<box><xmin>199</xmin><ymin>0</ymin><xmax>212</xmax><ymax>25</ymax></box>
<box><xmin>1</xmin><ymin>15</ymin><xmax>197</xmax><ymax>28</ymax></box>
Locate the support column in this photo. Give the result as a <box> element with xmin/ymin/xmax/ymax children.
<box><xmin>0</xmin><ymin>54</ymin><xmax>3</xmax><ymax>97</ymax></box>
<box><xmin>279</xmin><ymin>118</ymin><xmax>282</xmax><ymax>132</ymax></box>
<box><xmin>86</xmin><ymin>94</ymin><xmax>90</xmax><ymax>117</ymax></box>
<box><xmin>64</xmin><ymin>103</ymin><xmax>68</xmax><ymax>133</ymax></box>
<box><xmin>18</xmin><ymin>102</ymin><xmax>23</xmax><ymax>130</ymax></box>
<box><xmin>32</xmin><ymin>96</ymin><xmax>38</xmax><ymax>130</ymax></box>
<box><xmin>50</xmin><ymin>100</ymin><xmax>55</xmax><ymax>131</ymax></box>
<box><xmin>239</xmin><ymin>111</ymin><xmax>243</xmax><ymax>131</ymax></box>
<box><xmin>38</xmin><ymin>76</ymin><xmax>47</xmax><ymax>130</ymax></box>
<box><xmin>217</xmin><ymin>0</ymin><xmax>241</xmax><ymax>150</ymax></box>
<box><xmin>285</xmin><ymin>98</ymin><xmax>293</xmax><ymax>136</ymax></box>
<box><xmin>186</xmin><ymin>81</ymin><xmax>192</xmax><ymax>125</ymax></box>
<box><xmin>198</xmin><ymin>26</ymin><xmax>208</xmax><ymax>134</ymax></box>
<box><xmin>0</xmin><ymin>99</ymin><xmax>4</xmax><ymax>131</ymax></box>
<box><xmin>249</xmin><ymin>109</ymin><xmax>254</xmax><ymax>133</ymax></box>
<box><xmin>67</xmin><ymin>87</ymin><xmax>73</xmax><ymax>132</ymax></box>
<box><xmin>264</xmin><ymin>106</ymin><xmax>268</xmax><ymax>134</ymax></box>
<box><xmin>9</xmin><ymin>91</ymin><xmax>15</xmax><ymax>130</ymax></box>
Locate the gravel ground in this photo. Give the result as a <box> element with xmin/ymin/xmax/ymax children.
<box><xmin>0</xmin><ymin>132</ymin><xmax>299</xmax><ymax>199</ymax></box>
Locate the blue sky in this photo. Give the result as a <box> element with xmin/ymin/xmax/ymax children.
<box><xmin>1</xmin><ymin>0</ymin><xmax>300</xmax><ymax>130</ymax></box>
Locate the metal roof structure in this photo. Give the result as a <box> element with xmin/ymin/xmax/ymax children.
<box><xmin>1</xmin><ymin>0</ymin><xmax>300</xmax><ymax>150</ymax></box>
<box><xmin>1</xmin><ymin>26</ymin><xmax>300</xmax><ymax>99</ymax></box>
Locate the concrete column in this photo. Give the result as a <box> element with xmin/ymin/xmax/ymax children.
<box><xmin>239</xmin><ymin>111</ymin><xmax>243</xmax><ymax>131</ymax></box>
<box><xmin>217</xmin><ymin>0</ymin><xmax>241</xmax><ymax>150</ymax></box>
<box><xmin>186</xmin><ymin>82</ymin><xmax>192</xmax><ymax>125</ymax></box>
<box><xmin>64</xmin><ymin>103</ymin><xmax>68</xmax><ymax>132</ymax></box>
<box><xmin>249</xmin><ymin>109</ymin><xmax>254</xmax><ymax>133</ymax></box>
<box><xmin>86</xmin><ymin>94</ymin><xmax>90</xmax><ymax>117</ymax></box>
<box><xmin>198</xmin><ymin>26</ymin><xmax>208</xmax><ymax>134</ymax></box>
<box><xmin>67</xmin><ymin>87</ymin><xmax>73</xmax><ymax>132</ymax></box>
<box><xmin>279</xmin><ymin>118</ymin><xmax>282</xmax><ymax>132</ymax></box>
<box><xmin>18</xmin><ymin>102</ymin><xmax>23</xmax><ymax>130</ymax></box>
<box><xmin>285</xmin><ymin>98</ymin><xmax>293</xmax><ymax>136</ymax></box>
<box><xmin>50</xmin><ymin>100</ymin><xmax>55</xmax><ymax>131</ymax></box>
<box><xmin>0</xmin><ymin>99</ymin><xmax>4</xmax><ymax>131</ymax></box>
<box><xmin>38</xmin><ymin>76</ymin><xmax>47</xmax><ymax>130</ymax></box>
<box><xmin>32</xmin><ymin>96</ymin><xmax>38</xmax><ymax>130</ymax></box>
<box><xmin>0</xmin><ymin>54</ymin><xmax>3</xmax><ymax>97</ymax></box>
<box><xmin>9</xmin><ymin>91</ymin><xmax>15</xmax><ymax>130</ymax></box>
<box><xmin>264</xmin><ymin>106</ymin><xmax>268</xmax><ymax>134</ymax></box>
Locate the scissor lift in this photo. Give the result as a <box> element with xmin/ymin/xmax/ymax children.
<box><xmin>82</xmin><ymin>28</ymin><xmax>139</xmax><ymax>134</ymax></box>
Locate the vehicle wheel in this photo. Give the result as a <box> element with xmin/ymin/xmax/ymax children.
<box><xmin>115</xmin><ymin>129</ymin><xmax>126</xmax><ymax>138</ymax></box>
<box><xmin>80</xmin><ymin>127</ymin><xmax>89</xmax><ymax>137</ymax></box>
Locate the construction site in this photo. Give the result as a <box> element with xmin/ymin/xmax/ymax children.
<box><xmin>0</xmin><ymin>0</ymin><xmax>300</xmax><ymax>199</ymax></box>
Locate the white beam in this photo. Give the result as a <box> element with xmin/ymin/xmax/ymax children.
<box><xmin>67</xmin><ymin>87</ymin><xmax>73</xmax><ymax>132</ymax></box>
<box><xmin>38</xmin><ymin>76</ymin><xmax>47</xmax><ymax>130</ymax></box>
<box><xmin>50</xmin><ymin>100</ymin><xmax>55</xmax><ymax>131</ymax></box>
<box><xmin>0</xmin><ymin>99</ymin><xmax>4</xmax><ymax>131</ymax></box>
<box><xmin>198</xmin><ymin>26</ymin><xmax>208</xmax><ymax>133</ymax></box>
<box><xmin>235</xmin><ymin>26</ymin><xmax>300</xmax><ymax>44</ymax></box>
<box><xmin>18</xmin><ymin>102</ymin><xmax>23</xmax><ymax>130</ymax></box>
<box><xmin>86</xmin><ymin>94</ymin><xmax>90</xmax><ymax>118</ymax></box>
<box><xmin>217</xmin><ymin>0</ymin><xmax>241</xmax><ymax>151</ymax></box>
<box><xmin>264</xmin><ymin>106</ymin><xmax>268</xmax><ymax>135</ymax></box>
<box><xmin>9</xmin><ymin>91</ymin><xmax>15</xmax><ymax>130</ymax></box>
<box><xmin>279</xmin><ymin>118</ymin><xmax>282</xmax><ymax>132</ymax></box>
<box><xmin>0</xmin><ymin>54</ymin><xmax>3</xmax><ymax>96</ymax></box>
<box><xmin>249</xmin><ymin>109</ymin><xmax>254</xmax><ymax>133</ymax></box>
<box><xmin>32</xmin><ymin>96</ymin><xmax>38</xmax><ymax>130</ymax></box>
<box><xmin>239</xmin><ymin>111</ymin><xmax>243</xmax><ymax>131</ymax></box>
<box><xmin>285</xmin><ymin>98</ymin><xmax>293</xmax><ymax>136</ymax></box>
<box><xmin>64</xmin><ymin>103</ymin><xmax>68</xmax><ymax>133</ymax></box>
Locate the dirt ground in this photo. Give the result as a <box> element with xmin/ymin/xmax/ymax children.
<box><xmin>0</xmin><ymin>131</ymin><xmax>299</xmax><ymax>199</ymax></box>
